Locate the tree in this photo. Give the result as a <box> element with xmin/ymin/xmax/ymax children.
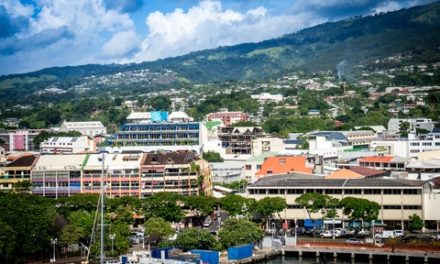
<box><xmin>144</xmin><ymin>217</ymin><xmax>174</xmax><ymax>243</ymax></box>
<box><xmin>408</xmin><ymin>214</ymin><xmax>424</xmax><ymax>231</ymax></box>
<box><xmin>149</xmin><ymin>95</ymin><xmax>171</xmax><ymax>111</ymax></box>
<box><xmin>143</xmin><ymin>192</ymin><xmax>184</xmax><ymax>222</ymax></box>
<box><xmin>295</xmin><ymin>192</ymin><xmax>339</xmax><ymax>231</ymax></box>
<box><xmin>220</xmin><ymin>194</ymin><xmax>254</xmax><ymax>217</ymax></box>
<box><xmin>218</xmin><ymin>218</ymin><xmax>264</xmax><ymax>249</ymax></box>
<box><xmin>184</xmin><ymin>195</ymin><xmax>218</xmax><ymax>218</ymax></box>
<box><xmin>202</xmin><ymin>151</ymin><xmax>224</xmax><ymax>162</ymax></box>
<box><xmin>173</xmin><ymin>228</ymin><xmax>217</xmax><ymax>251</ymax></box>
<box><xmin>60</xmin><ymin>210</ymin><xmax>95</xmax><ymax>246</ymax></box>
<box><xmin>339</xmin><ymin>197</ymin><xmax>380</xmax><ymax>222</ymax></box>
<box><xmin>399</xmin><ymin>121</ymin><xmax>411</xmax><ymax>137</ymax></box>
<box><xmin>253</xmin><ymin>197</ymin><xmax>287</xmax><ymax>225</ymax></box>
<box><xmin>0</xmin><ymin>220</ymin><xmax>16</xmax><ymax>261</ymax></box>
<box><xmin>13</xmin><ymin>180</ymin><xmax>32</xmax><ymax>193</ymax></box>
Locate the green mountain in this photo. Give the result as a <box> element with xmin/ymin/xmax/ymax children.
<box><xmin>2</xmin><ymin>1</ymin><xmax>440</xmax><ymax>89</ymax></box>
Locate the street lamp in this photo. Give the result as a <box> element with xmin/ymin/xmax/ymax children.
<box><xmin>332</xmin><ymin>218</ymin><xmax>336</xmax><ymax>240</ymax></box>
<box><xmin>50</xmin><ymin>238</ymin><xmax>57</xmax><ymax>263</ymax></box>
<box><xmin>371</xmin><ymin>220</ymin><xmax>375</xmax><ymax>246</ymax></box>
<box><xmin>109</xmin><ymin>234</ymin><xmax>116</xmax><ymax>254</ymax></box>
<box><xmin>294</xmin><ymin>219</ymin><xmax>298</xmax><ymax>247</ymax></box>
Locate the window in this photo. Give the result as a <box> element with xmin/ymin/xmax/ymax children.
<box><xmin>344</xmin><ymin>189</ymin><xmax>362</xmax><ymax>195</ymax></box>
<box><xmin>383</xmin><ymin>205</ymin><xmax>401</xmax><ymax>209</ymax></box>
<box><xmin>256</xmin><ymin>165</ymin><xmax>261</xmax><ymax>170</ymax></box>
<box><xmin>410</xmin><ymin>142</ymin><xmax>420</xmax><ymax>146</ymax></box>
<box><xmin>287</xmin><ymin>204</ymin><xmax>302</xmax><ymax>209</ymax></box>
<box><xmin>287</xmin><ymin>189</ymin><xmax>304</xmax><ymax>194</ymax></box>
<box><xmin>245</xmin><ymin>165</ymin><xmax>252</xmax><ymax>170</ymax></box>
<box><xmin>403</xmin><ymin>205</ymin><xmax>422</xmax><ymax>210</ymax></box>
<box><xmin>410</xmin><ymin>150</ymin><xmax>420</xmax><ymax>153</ymax></box>
<box><xmin>435</xmin><ymin>142</ymin><xmax>440</xmax><ymax>146</ymax></box>
<box><xmin>383</xmin><ymin>189</ymin><xmax>401</xmax><ymax>195</ymax></box>
<box><xmin>268</xmin><ymin>189</ymin><xmax>280</xmax><ymax>194</ymax></box>
<box><xmin>364</xmin><ymin>189</ymin><xmax>381</xmax><ymax>195</ymax></box>
<box><xmin>422</xmin><ymin>142</ymin><xmax>431</xmax><ymax>146</ymax></box>
<box><xmin>403</xmin><ymin>189</ymin><xmax>420</xmax><ymax>195</ymax></box>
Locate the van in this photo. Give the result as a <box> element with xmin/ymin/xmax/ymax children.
<box><xmin>375</xmin><ymin>230</ymin><xmax>396</xmax><ymax>239</ymax></box>
<box><xmin>394</xmin><ymin>230</ymin><xmax>404</xmax><ymax>237</ymax></box>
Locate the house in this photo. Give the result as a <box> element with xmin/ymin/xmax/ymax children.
<box><xmin>206</xmin><ymin>110</ymin><xmax>249</xmax><ymax>126</ymax></box>
<box><xmin>307</xmin><ymin>109</ymin><xmax>320</xmax><ymax>117</ymax></box>
<box><xmin>40</xmin><ymin>136</ymin><xmax>96</xmax><ymax>154</ymax></box>
<box><xmin>242</xmin><ymin>152</ymin><xmax>278</xmax><ymax>183</ymax></box>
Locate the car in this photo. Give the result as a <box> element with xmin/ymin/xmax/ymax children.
<box><xmin>334</xmin><ymin>228</ymin><xmax>346</xmax><ymax>237</ymax></box>
<box><xmin>320</xmin><ymin>230</ymin><xmax>333</xmax><ymax>238</ymax></box>
<box><xmin>345</xmin><ymin>238</ymin><xmax>364</xmax><ymax>244</ymax></box>
<box><xmin>394</xmin><ymin>230</ymin><xmax>404</xmax><ymax>237</ymax></box>
<box><xmin>203</xmin><ymin>218</ymin><xmax>212</xmax><ymax>227</ymax></box>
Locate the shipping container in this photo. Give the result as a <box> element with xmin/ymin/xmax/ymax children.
<box><xmin>227</xmin><ymin>244</ymin><xmax>253</xmax><ymax>260</ymax></box>
<box><xmin>190</xmin><ymin>249</ymin><xmax>220</xmax><ymax>264</ymax></box>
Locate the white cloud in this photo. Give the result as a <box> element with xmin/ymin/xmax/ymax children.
<box><xmin>371</xmin><ymin>1</ymin><xmax>402</xmax><ymax>14</ymax></box>
<box><xmin>0</xmin><ymin>0</ymin><xmax>34</xmax><ymax>17</ymax></box>
<box><xmin>102</xmin><ymin>30</ymin><xmax>140</xmax><ymax>58</ymax></box>
<box><xmin>133</xmin><ymin>0</ymin><xmax>324</xmax><ymax>62</ymax></box>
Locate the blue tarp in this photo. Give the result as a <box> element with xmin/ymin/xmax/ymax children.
<box><xmin>304</xmin><ymin>219</ymin><xmax>323</xmax><ymax>228</ymax></box>
<box><xmin>190</xmin><ymin>249</ymin><xmax>219</xmax><ymax>264</ymax></box>
<box><xmin>151</xmin><ymin>247</ymin><xmax>173</xmax><ymax>259</ymax></box>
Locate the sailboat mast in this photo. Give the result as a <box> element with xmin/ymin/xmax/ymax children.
<box><xmin>100</xmin><ymin>152</ymin><xmax>105</xmax><ymax>264</ymax></box>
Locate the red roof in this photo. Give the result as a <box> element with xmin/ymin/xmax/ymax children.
<box><xmin>359</xmin><ymin>156</ymin><xmax>393</xmax><ymax>163</ymax></box>
<box><xmin>256</xmin><ymin>156</ymin><xmax>312</xmax><ymax>178</ymax></box>
<box><xmin>349</xmin><ymin>166</ymin><xmax>386</xmax><ymax>177</ymax></box>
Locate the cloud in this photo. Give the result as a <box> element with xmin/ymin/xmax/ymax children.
<box><xmin>102</xmin><ymin>30</ymin><xmax>140</xmax><ymax>58</ymax></box>
<box><xmin>133</xmin><ymin>1</ymin><xmax>323</xmax><ymax>62</ymax></box>
<box><xmin>0</xmin><ymin>5</ymin><xmax>29</xmax><ymax>38</ymax></box>
<box><xmin>371</xmin><ymin>1</ymin><xmax>403</xmax><ymax>14</ymax></box>
<box><xmin>104</xmin><ymin>0</ymin><xmax>144</xmax><ymax>13</ymax></box>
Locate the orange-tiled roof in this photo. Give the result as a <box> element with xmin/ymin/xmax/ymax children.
<box><xmin>358</xmin><ymin>156</ymin><xmax>393</xmax><ymax>163</ymax></box>
<box><xmin>255</xmin><ymin>156</ymin><xmax>312</xmax><ymax>178</ymax></box>
<box><xmin>325</xmin><ymin>169</ymin><xmax>363</xmax><ymax>179</ymax></box>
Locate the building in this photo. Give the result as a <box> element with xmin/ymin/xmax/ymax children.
<box><xmin>82</xmin><ymin>153</ymin><xmax>142</xmax><ymax>198</ymax></box>
<box><xmin>40</xmin><ymin>136</ymin><xmax>96</xmax><ymax>154</ymax></box>
<box><xmin>342</xmin><ymin>130</ymin><xmax>378</xmax><ymax>147</ymax></box>
<box><xmin>307</xmin><ymin>109</ymin><xmax>320</xmax><ymax>117</ymax></box>
<box><xmin>251</xmin><ymin>93</ymin><xmax>283</xmax><ymax>103</ymax></box>
<box><xmin>251</xmin><ymin>137</ymin><xmax>285</xmax><ymax>156</ymax></box>
<box><xmin>325</xmin><ymin>167</ymin><xmax>387</xmax><ymax>179</ymax></box>
<box><xmin>406</xmin><ymin>157</ymin><xmax>440</xmax><ymax>181</ymax></box>
<box><xmin>127</xmin><ymin>112</ymin><xmax>151</xmax><ymax>123</ymax></box>
<box><xmin>308</xmin><ymin>132</ymin><xmax>352</xmax><ymax>159</ymax></box>
<box><xmin>140</xmin><ymin>151</ymin><xmax>212</xmax><ymax>197</ymax></box>
<box><xmin>388</xmin><ymin>118</ymin><xmax>435</xmax><ymax>134</ymax></box>
<box><xmin>217</xmin><ymin>127</ymin><xmax>263</xmax><ymax>155</ymax></box>
<box><xmin>1</xmin><ymin>154</ymin><xmax>38</xmax><ymax>191</ymax></box>
<box><xmin>210</xmin><ymin>160</ymin><xmax>244</xmax><ymax>184</ymax></box>
<box><xmin>370</xmin><ymin>133</ymin><xmax>440</xmax><ymax>158</ymax></box>
<box><xmin>59</xmin><ymin>121</ymin><xmax>107</xmax><ymax>136</ymax></box>
<box><xmin>247</xmin><ymin>175</ymin><xmax>440</xmax><ymax>230</ymax></box>
<box><xmin>206</xmin><ymin>111</ymin><xmax>249</xmax><ymax>126</ymax></box>
<box><xmin>358</xmin><ymin>156</ymin><xmax>408</xmax><ymax>171</ymax></box>
<box><xmin>255</xmin><ymin>156</ymin><xmax>313</xmax><ymax>179</ymax></box>
<box><xmin>169</xmin><ymin>111</ymin><xmax>193</xmax><ymax>122</ymax></box>
<box><xmin>31</xmin><ymin>154</ymin><xmax>85</xmax><ymax>198</ymax></box>
<box><xmin>0</xmin><ymin>129</ymin><xmax>44</xmax><ymax>152</ymax></box>
<box><xmin>242</xmin><ymin>152</ymin><xmax>278</xmax><ymax>183</ymax></box>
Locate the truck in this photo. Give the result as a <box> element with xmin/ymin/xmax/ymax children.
<box><xmin>375</xmin><ymin>230</ymin><xmax>402</xmax><ymax>239</ymax></box>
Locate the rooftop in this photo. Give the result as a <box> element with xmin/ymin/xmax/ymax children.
<box><xmin>5</xmin><ymin>154</ymin><xmax>38</xmax><ymax>168</ymax></box>
<box><xmin>249</xmin><ymin>175</ymin><xmax>426</xmax><ymax>188</ymax></box>
<box><xmin>142</xmin><ymin>151</ymin><xmax>200</xmax><ymax>166</ymax></box>
<box><xmin>256</xmin><ymin>156</ymin><xmax>313</xmax><ymax>176</ymax></box>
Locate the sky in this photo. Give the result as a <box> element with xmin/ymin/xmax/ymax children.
<box><xmin>0</xmin><ymin>0</ymin><xmax>436</xmax><ymax>75</ymax></box>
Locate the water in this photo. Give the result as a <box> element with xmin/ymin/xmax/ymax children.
<box><xmin>264</xmin><ymin>254</ymin><xmax>430</xmax><ymax>264</ymax></box>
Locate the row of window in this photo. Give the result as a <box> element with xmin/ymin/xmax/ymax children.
<box><xmin>286</xmin><ymin>204</ymin><xmax>422</xmax><ymax>210</ymax></box>
<box><xmin>249</xmin><ymin>189</ymin><xmax>421</xmax><ymax>195</ymax></box>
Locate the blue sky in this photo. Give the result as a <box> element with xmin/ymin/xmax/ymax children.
<box><xmin>0</xmin><ymin>0</ymin><xmax>435</xmax><ymax>75</ymax></box>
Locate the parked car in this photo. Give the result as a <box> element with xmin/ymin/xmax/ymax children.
<box><xmin>320</xmin><ymin>230</ymin><xmax>333</xmax><ymax>238</ymax></box>
<box><xmin>375</xmin><ymin>230</ymin><xmax>396</xmax><ymax>239</ymax></box>
<box><xmin>345</xmin><ymin>238</ymin><xmax>364</xmax><ymax>244</ymax></box>
<box><xmin>203</xmin><ymin>218</ymin><xmax>212</xmax><ymax>227</ymax></box>
<box><xmin>394</xmin><ymin>230</ymin><xmax>404</xmax><ymax>237</ymax></box>
<box><xmin>334</xmin><ymin>228</ymin><xmax>346</xmax><ymax>237</ymax></box>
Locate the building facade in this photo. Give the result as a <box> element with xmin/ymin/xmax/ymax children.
<box><xmin>217</xmin><ymin>127</ymin><xmax>263</xmax><ymax>155</ymax></box>
<box><xmin>206</xmin><ymin>111</ymin><xmax>249</xmax><ymax>126</ymax></box>
<box><xmin>60</xmin><ymin>121</ymin><xmax>107</xmax><ymax>136</ymax></box>
<box><xmin>388</xmin><ymin>118</ymin><xmax>435</xmax><ymax>134</ymax></box>
<box><xmin>40</xmin><ymin>136</ymin><xmax>96</xmax><ymax>154</ymax></box>
<box><xmin>1</xmin><ymin>154</ymin><xmax>38</xmax><ymax>191</ymax></box>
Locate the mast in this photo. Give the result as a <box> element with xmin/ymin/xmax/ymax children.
<box><xmin>100</xmin><ymin>152</ymin><xmax>105</xmax><ymax>264</ymax></box>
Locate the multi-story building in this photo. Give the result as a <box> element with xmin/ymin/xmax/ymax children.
<box><xmin>1</xmin><ymin>154</ymin><xmax>38</xmax><ymax>191</ymax></box>
<box><xmin>206</xmin><ymin>110</ymin><xmax>249</xmax><ymax>126</ymax></box>
<box><xmin>247</xmin><ymin>174</ymin><xmax>440</xmax><ymax>230</ymax></box>
<box><xmin>308</xmin><ymin>132</ymin><xmax>352</xmax><ymax>159</ymax></box>
<box><xmin>217</xmin><ymin>127</ymin><xmax>263</xmax><ymax>155</ymax></box>
<box><xmin>251</xmin><ymin>137</ymin><xmax>285</xmax><ymax>156</ymax></box>
<box><xmin>59</xmin><ymin>121</ymin><xmax>107</xmax><ymax>137</ymax></box>
<box><xmin>210</xmin><ymin>160</ymin><xmax>243</xmax><ymax>184</ymax></box>
<box><xmin>127</xmin><ymin>112</ymin><xmax>151</xmax><ymax>123</ymax></box>
<box><xmin>388</xmin><ymin>118</ymin><xmax>435</xmax><ymax>134</ymax></box>
<box><xmin>114</xmin><ymin>122</ymin><xmax>202</xmax><ymax>152</ymax></box>
<box><xmin>0</xmin><ymin>129</ymin><xmax>45</xmax><ymax>152</ymax></box>
<box><xmin>242</xmin><ymin>152</ymin><xmax>278</xmax><ymax>183</ymax></box>
<box><xmin>140</xmin><ymin>151</ymin><xmax>212</xmax><ymax>197</ymax></box>
<box><xmin>255</xmin><ymin>156</ymin><xmax>313</xmax><ymax>180</ymax></box>
<box><xmin>82</xmin><ymin>153</ymin><xmax>142</xmax><ymax>198</ymax></box>
<box><xmin>370</xmin><ymin>133</ymin><xmax>440</xmax><ymax>158</ymax></box>
<box><xmin>342</xmin><ymin>130</ymin><xmax>378</xmax><ymax>147</ymax></box>
<box><xmin>358</xmin><ymin>156</ymin><xmax>409</xmax><ymax>171</ymax></box>
<box><xmin>40</xmin><ymin>136</ymin><xmax>96</xmax><ymax>154</ymax></box>
<box><xmin>31</xmin><ymin>154</ymin><xmax>84</xmax><ymax>198</ymax></box>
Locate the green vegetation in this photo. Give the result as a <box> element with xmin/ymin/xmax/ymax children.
<box><xmin>202</xmin><ymin>151</ymin><xmax>224</xmax><ymax>162</ymax></box>
<box><xmin>144</xmin><ymin>217</ymin><xmax>174</xmax><ymax>243</ymax></box>
<box><xmin>339</xmin><ymin>197</ymin><xmax>380</xmax><ymax>222</ymax></box>
<box><xmin>173</xmin><ymin>228</ymin><xmax>218</xmax><ymax>251</ymax></box>
<box><xmin>408</xmin><ymin>214</ymin><xmax>424</xmax><ymax>231</ymax></box>
<box><xmin>218</xmin><ymin>218</ymin><xmax>264</xmax><ymax>249</ymax></box>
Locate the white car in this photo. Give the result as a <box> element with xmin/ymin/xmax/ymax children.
<box><xmin>320</xmin><ymin>230</ymin><xmax>333</xmax><ymax>238</ymax></box>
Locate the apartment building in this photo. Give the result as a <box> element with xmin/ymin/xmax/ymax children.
<box><xmin>206</xmin><ymin>111</ymin><xmax>249</xmax><ymax>126</ymax></box>
<box><xmin>251</xmin><ymin>137</ymin><xmax>285</xmax><ymax>156</ymax></box>
<box><xmin>370</xmin><ymin>133</ymin><xmax>440</xmax><ymax>158</ymax></box>
<box><xmin>140</xmin><ymin>151</ymin><xmax>212</xmax><ymax>197</ymax></box>
<box><xmin>0</xmin><ymin>129</ymin><xmax>45</xmax><ymax>152</ymax></box>
<box><xmin>308</xmin><ymin>132</ymin><xmax>352</xmax><ymax>159</ymax></box>
<box><xmin>40</xmin><ymin>136</ymin><xmax>96</xmax><ymax>154</ymax></box>
<box><xmin>31</xmin><ymin>154</ymin><xmax>85</xmax><ymax>198</ymax></box>
<box><xmin>1</xmin><ymin>154</ymin><xmax>38</xmax><ymax>191</ymax></box>
<box><xmin>60</xmin><ymin>121</ymin><xmax>107</xmax><ymax>136</ymax></box>
<box><xmin>81</xmin><ymin>153</ymin><xmax>142</xmax><ymax>198</ymax></box>
<box><xmin>342</xmin><ymin>130</ymin><xmax>378</xmax><ymax>147</ymax></box>
<box><xmin>247</xmin><ymin>175</ymin><xmax>440</xmax><ymax>230</ymax></box>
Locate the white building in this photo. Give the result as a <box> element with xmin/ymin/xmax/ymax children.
<box><xmin>308</xmin><ymin>132</ymin><xmax>352</xmax><ymax>159</ymax></box>
<box><xmin>388</xmin><ymin>118</ymin><xmax>435</xmax><ymax>134</ymax></box>
<box><xmin>168</xmin><ymin>111</ymin><xmax>193</xmax><ymax>122</ymax></box>
<box><xmin>370</xmin><ymin>133</ymin><xmax>440</xmax><ymax>158</ymax></box>
<box><xmin>126</xmin><ymin>112</ymin><xmax>151</xmax><ymax>123</ymax></box>
<box><xmin>60</xmin><ymin>121</ymin><xmax>107</xmax><ymax>136</ymax></box>
<box><xmin>342</xmin><ymin>130</ymin><xmax>378</xmax><ymax>146</ymax></box>
<box><xmin>242</xmin><ymin>152</ymin><xmax>278</xmax><ymax>183</ymax></box>
<box><xmin>251</xmin><ymin>93</ymin><xmax>284</xmax><ymax>103</ymax></box>
<box><xmin>40</xmin><ymin>136</ymin><xmax>96</xmax><ymax>154</ymax></box>
<box><xmin>251</xmin><ymin>137</ymin><xmax>285</xmax><ymax>156</ymax></box>
<box><xmin>210</xmin><ymin>160</ymin><xmax>244</xmax><ymax>184</ymax></box>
